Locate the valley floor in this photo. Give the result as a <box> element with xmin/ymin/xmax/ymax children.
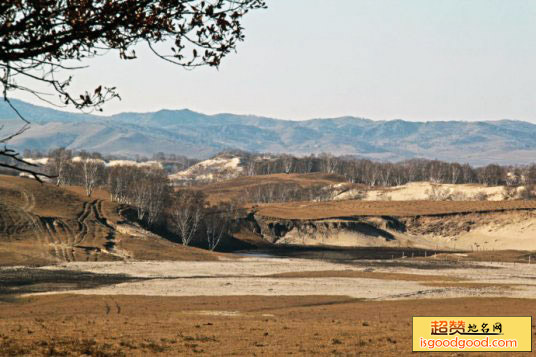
<box><xmin>5</xmin><ymin>295</ymin><xmax>536</xmax><ymax>356</ymax></box>
<box><xmin>3</xmin><ymin>175</ymin><xmax>536</xmax><ymax>355</ymax></box>
<box><xmin>28</xmin><ymin>256</ymin><xmax>536</xmax><ymax>300</ymax></box>
<box><xmin>2</xmin><ymin>253</ymin><xmax>536</xmax><ymax>355</ymax></box>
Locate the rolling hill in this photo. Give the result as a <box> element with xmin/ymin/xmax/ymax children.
<box><xmin>2</xmin><ymin>99</ymin><xmax>536</xmax><ymax>165</ymax></box>
<box><xmin>0</xmin><ymin>175</ymin><xmax>219</xmax><ymax>266</ymax></box>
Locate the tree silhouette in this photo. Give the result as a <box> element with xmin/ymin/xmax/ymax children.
<box><xmin>0</xmin><ymin>0</ymin><xmax>266</xmax><ymax>178</ymax></box>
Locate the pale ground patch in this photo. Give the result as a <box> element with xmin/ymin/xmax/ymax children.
<box><xmin>275</xmin><ymin>212</ymin><xmax>536</xmax><ymax>252</ymax></box>
<box><xmin>35</xmin><ymin>256</ymin><xmax>536</xmax><ymax>300</ymax></box>
<box><xmin>365</xmin><ymin>182</ymin><xmax>508</xmax><ymax>201</ymax></box>
<box><xmin>334</xmin><ymin>182</ymin><xmax>513</xmax><ymax>201</ymax></box>
<box><xmin>169</xmin><ymin>157</ymin><xmax>242</xmax><ymax>182</ymax></box>
<box><xmin>22</xmin><ymin>157</ymin><xmax>50</xmax><ymax>165</ymax></box>
<box><xmin>194</xmin><ymin>310</ymin><xmax>243</xmax><ymax>317</ymax></box>
<box><xmin>424</xmin><ymin>216</ymin><xmax>536</xmax><ymax>251</ymax></box>
<box><xmin>277</xmin><ymin>225</ymin><xmax>450</xmax><ymax>250</ymax></box>
<box><xmin>107</xmin><ymin>160</ymin><xmax>163</xmax><ymax>169</ymax></box>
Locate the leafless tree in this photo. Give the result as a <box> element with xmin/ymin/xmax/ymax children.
<box><xmin>49</xmin><ymin>147</ymin><xmax>72</xmax><ymax>186</ymax></box>
<box><xmin>107</xmin><ymin>166</ymin><xmax>135</xmax><ymax>204</ymax></box>
<box><xmin>204</xmin><ymin>204</ymin><xmax>231</xmax><ymax>251</ymax></box>
<box><xmin>281</xmin><ymin>154</ymin><xmax>295</xmax><ymax>174</ymax></box>
<box><xmin>0</xmin><ymin>0</ymin><xmax>265</xmax><ymax>177</ymax></box>
<box><xmin>526</xmin><ymin>165</ymin><xmax>536</xmax><ymax>185</ymax></box>
<box><xmin>131</xmin><ymin>168</ymin><xmax>170</xmax><ymax>226</ymax></box>
<box><xmin>304</xmin><ymin>155</ymin><xmax>315</xmax><ymax>173</ymax></box>
<box><xmin>170</xmin><ymin>190</ymin><xmax>205</xmax><ymax>246</ymax></box>
<box><xmin>450</xmin><ymin>163</ymin><xmax>462</xmax><ymax>184</ymax></box>
<box><xmin>146</xmin><ymin>172</ymin><xmax>170</xmax><ymax>227</ymax></box>
<box><xmin>245</xmin><ymin>158</ymin><xmax>257</xmax><ymax>176</ymax></box>
<box><xmin>78</xmin><ymin>155</ymin><xmax>104</xmax><ymax>197</ymax></box>
<box><xmin>319</xmin><ymin>153</ymin><xmax>339</xmax><ymax>174</ymax></box>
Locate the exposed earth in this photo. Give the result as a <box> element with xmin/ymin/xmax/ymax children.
<box><xmin>27</xmin><ymin>256</ymin><xmax>536</xmax><ymax>300</ymax></box>
<box><xmin>2</xmin><ymin>175</ymin><xmax>536</xmax><ymax>355</ymax></box>
<box><xmin>2</xmin><ymin>254</ymin><xmax>536</xmax><ymax>356</ymax></box>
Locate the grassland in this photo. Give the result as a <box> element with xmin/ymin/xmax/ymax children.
<box><xmin>188</xmin><ymin>172</ymin><xmax>350</xmax><ymax>204</ymax></box>
<box><xmin>254</xmin><ymin>199</ymin><xmax>536</xmax><ymax>219</ymax></box>
<box><xmin>0</xmin><ymin>175</ymin><xmax>219</xmax><ymax>266</ymax></box>
<box><xmin>3</xmin><ymin>173</ymin><xmax>536</xmax><ymax>356</ymax></box>
<box><xmin>1</xmin><ymin>294</ymin><xmax>536</xmax><ymax>356</ymax></box>
<box><xmin>3</xmin><ymin>253</ymin><xmax>536</xmax><ymax>355</ymax></box>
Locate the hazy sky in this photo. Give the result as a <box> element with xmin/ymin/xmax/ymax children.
<box><xmin>16</xmin><ymin>0</ymin><xmax>536</xmax><ymax>122</ymax></box>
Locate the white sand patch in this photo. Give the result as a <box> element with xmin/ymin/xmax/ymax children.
<box><xmin>107</xmin><ymin>160</ymin><xmax>163</xmax><ymax>169</ymax></box>
<box><xmin>23</xmin><ymin>157</ymin><xmax>49</xmax><ymax>165</ymax></box>
<box><xmin>361</xmin><ymin>182</ymin><xmax>512</xmax><ymax>201</ymax></box>
<box><xmin>442</xmin><ymin>217</ymin><xmax>536</xmax><ymax>251</ymax></box>
<box><xmin>34</xmin><ymin>256</ymin><xmax>536</xmax><ymax>300</ymax></box>
<box><xmin>71</xmin><ymin>156</ymin><xmax>106</xmax><ymax>164</ymax></box>
<box><xmin>42</xmin><ymin>258</ymin><xmax>356</xmax><ymax>278</ymax></box>
<box><xmin>169</xmin><ymin>156</ymin><xmax>242</xmax><ymax>182</ymax></box>
<box><xmin>277</xmin><ymin>227</ymin><xmax>447</xmax><ymax>250</ymax></box>
<box><xmin>56</xmin><ymin>276</ymin><xmax>431</xmax><ymax>299</ymax></box>
<box><xmin>194</xmin><ymin>310</ymin><xmax>242</xmax><ymax>317</ymax></box>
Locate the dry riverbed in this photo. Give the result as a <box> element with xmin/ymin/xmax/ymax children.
<box><xmin>28</xmin><ymin>255</ymin><xmax>536</xmax><ymax>300</ymax></box>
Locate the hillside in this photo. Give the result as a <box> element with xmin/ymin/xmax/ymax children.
<box><xmin>0</xmin><ymin>175</ymin><xmax>219</xmax><ymax>266</ymax></box>
<box><xmin>254</xmin><ymin>200</ymin><xmax>536</xmax><ymax>220</ymax></box>
<box><xmin>169</xmin><ymin>155</ymin><xmax>243</xmax><ymax>183</ymax></box>
<box><xmin>248</xmin><ymin>200</ymin><xmax>536</xmax><ymax>250</ymax></box>
<box><xmin>189</xmin><ymin>172</ymin><xmax>348</xmax><ymax>204</ymax></box>
<box><xmin>3</xmin><ymin>99</ymin><xmax>536</xmax><ymax>165</ymax></box>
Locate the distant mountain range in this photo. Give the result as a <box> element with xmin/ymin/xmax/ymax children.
<box><xmin>1</xmin><ymin>99</ymin><xmax>536</xmax><ymax>165</ymax></box>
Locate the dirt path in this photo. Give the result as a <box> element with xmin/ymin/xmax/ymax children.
<box><xmin>76</xmin><ymin>201</ymin><xmax>92</xmax><ymax>245</ymax></box>
<box><xmin>92</xmin><ymin>200</ymin><xmax>117</xmax><ymax>252</ymax></box>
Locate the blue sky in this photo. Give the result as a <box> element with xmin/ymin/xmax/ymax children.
<box><xmin>16</xmin><ymin>0</ymin><xmax>536</xmax><ymax>122</ymax></box>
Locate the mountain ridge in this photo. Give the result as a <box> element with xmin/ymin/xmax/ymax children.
<box><xmin>1</xmin><ymin>99</ymin><xmax>535</xmax><ymax>165</ymax></box>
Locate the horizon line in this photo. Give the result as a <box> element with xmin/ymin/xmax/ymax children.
<box><xmin>3</xmin><ymin>97</ymin><xmax>531</xmax><ymax>125</ymax></box>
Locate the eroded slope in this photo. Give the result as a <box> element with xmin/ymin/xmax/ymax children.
<box><xmin>0</xmin><ymin>176</ymin><xmax>218</xmax><ymax>266</ymax></box>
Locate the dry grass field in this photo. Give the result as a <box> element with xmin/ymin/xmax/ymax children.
<box><xmin>254</xmin><ymin>199</ymin><xmax>536</xmax><ymax>219</ymax></box>
<box><xmin>188</xmin><ymin>172</ymin><xmax>350</xmax><ymax>204</ymax></box>
<box><xmin>1</xmin><ymin>294</ymin><xmax>535</xmax><ymax>356</ymax></box>
<box><xmin>0</xmin><ymin>175</ymin><xmax>219</xmax><ymax>266</ymax></box>
<box><xmin>3</xmin><ymin>173</ymin><xmax>536</xmax><ymax>356</ymax></box>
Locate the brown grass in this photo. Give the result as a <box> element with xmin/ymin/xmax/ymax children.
<box><xmin>254</xmin><ymin>199</ymin><xmax>536</xmax><ymax>219</ymax></box>
<box><xmin>422</xmin><ymin>282</ymin><xmax>520</xmax><ymax>290</ymax></box>
<box><xmin>265</xmin><ymin>270</ymin><xmax>461</xmax><ymax>282</ymax></box>
<box><xmin>265</xmin><ymin>270</ymin><xmax>519</xmax><ymax>291</ymax></box>
<box><xmin>188</xmin><ymin>172</ymin><xmax>350</xmax><ymax>204</ymax></box>
<box><xmin>1</xmin><ymin>294</ymin><xmax>535</xmax><ymax>356</ymax></box>
<box><xmin>0</xmin><ymin>175</ymin><xmax>85</xmax><ymax>218</ymax></box>
<box><xmin>0</xmin><ymin>175</ymin><xmax>220</xmax><ymax>265</ymax></box>
<box><xmin>422</xmin><ymin>250</ymin><xmax>536</xmax><ymax>264</ymax></box>
<box><xmin>0</xmin><ymin>242</ymin><xmax>55</xmax><ymax>267</ymax></box>
<box><xmin>117</xmin><ymin>237</ymin><xmax>223</xmax><ymax>261</ymax></box>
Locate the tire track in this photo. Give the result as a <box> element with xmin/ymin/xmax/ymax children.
<box><xmin>10</xmin><ymin>185</ymin><xmax>81</xmax><ymax>262</ymax></box>
<box><xmin>42</xmin><ymin>219</ymin><xmax>62</xmax><ymax>260</ymax></box>
<box><xmin>20</xmin><ymin>190</ymin><xmax>35</xmax><ymax>212</ymax></box>
<box><xmin>104</xmin><ymin>298</ymin><xmax>121</xmax><ymax>315</ymax></box>
<box><xmin>1</xmin><ymin>209</ymin><xmax>17</xmax><ymax>237</ymax></box>
<box><xmin>93</xmin><ymin>199</ymin><xmax>118</xmax><ymax>253</ymax></box>
<box><xmin>76</xmin><ymin>201</ymin><xmax>93</xmax><ymax>245</ymax></box>
<box><xmin>0</xmin><ymin>205</ymin><xmax>7</xmax><ymax>235</ymax></box>
<box><xmin>8</xmin><ymin>207</ymin><xmax>26</xmax><ymax>235</ymax></box>
<box><xmin>13</xmin><ymin>188</ymin><xmax>46</xmax><ymax>243</ymax></box>
<box><xmin>53</xmin><ymin>219</ymin><xmax>76</xmax><ymax>262</ymax></box>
